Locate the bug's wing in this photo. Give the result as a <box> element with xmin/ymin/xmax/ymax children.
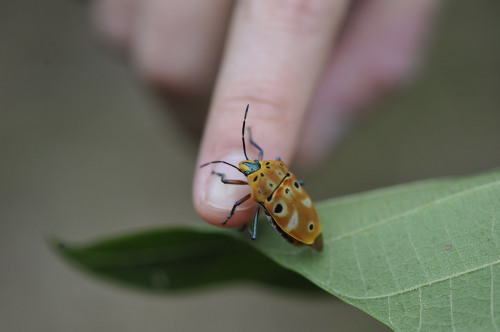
<box><xmin>264</xmin><ymin>174</ymin><xmax>322</xmax><ymax>246</ymax></box>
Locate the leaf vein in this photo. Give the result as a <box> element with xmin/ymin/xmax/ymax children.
<box><xmin>492</xmin><ymin>266</ymin><xmax>498</xmax><ymax>331</ymax></box>
<box><xmin>492</xmin><ymin>215</ymin><xmax>498</xmax><ymax>248</ymax></box>
<box><xmin>406</xmin><ymin>220</ymin><xmax>431</xmax><ymax>283</ymax></box>
<box><xmin>418</xmin><ymin>287</ymin><xmax>423</xmax><ymax>332</ymax></box>
<box><xmin>330</xmin><ymin>259</ymin><xmax>500</xmax><ymax>300</ymax></box>
<box><xmin>388</xmin><ymin>297</ymin><xmax>395</xmax><ymax>328</ymax></box>
<box><xmin>325</xmin><ymin>180</ymin><xmax>500</xmax><ymax>244</ymax></box>
<box><xmin>351</xmin><ymin>238</ymin><xmax>367</xmax><ymax>295</ymax></box>
<box><xmin>443</xmin><ymin>223</ymin><xmax>465</xmax><ymax>271</ymax></box>
<box><xmin>378</xmin><ymin>230</ymin><xmax>401</xmax><ymax>290</ymax></box>
<box><xmin>450</xmin><ymin>279</ymin><xmax>456</xmax><ymax>332</ymax></box>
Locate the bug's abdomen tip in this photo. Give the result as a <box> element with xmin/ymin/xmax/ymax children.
<box><xmin>311</xmin><ymin>234</ymin><xmax>324</xmax><ymax>252</ymax></box>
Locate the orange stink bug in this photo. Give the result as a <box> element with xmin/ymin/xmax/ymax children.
<box><xmin>200</xmin><ymin>105</ymin><xmax>323</xmax><ymax>251</ymax></box>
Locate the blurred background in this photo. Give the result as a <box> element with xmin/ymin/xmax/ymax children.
<box><xmin>1</xmin><ymin>0</ymin><xmax>499</xmax><ymax>331</ymax></box>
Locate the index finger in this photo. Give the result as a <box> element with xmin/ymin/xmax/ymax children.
<box><xmin>194</xmin><ymin>1</ymin><xmax>349</xmax><ymax>227</ymax></box>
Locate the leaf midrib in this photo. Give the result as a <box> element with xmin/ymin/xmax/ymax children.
<box><xmin>326</xmin><ymin>180</ymin><xmax>500</xmax><ymax>243</ymax></box>
<box><xmin>307</xmin><ymin>259</ymin><xmax>500</xmax><ymax>300</ymax></box>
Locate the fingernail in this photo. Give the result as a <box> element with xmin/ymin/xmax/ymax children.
<box><xmin>204</xmin><ymin>152</ymin><xmax>251</xmax><ymax>210</ymax></box>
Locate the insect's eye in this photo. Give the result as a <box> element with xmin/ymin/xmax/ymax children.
<box><xmin>242</xmin><ymin>161</ymin><xmax>261</xmax><ymax>174</ymax></box>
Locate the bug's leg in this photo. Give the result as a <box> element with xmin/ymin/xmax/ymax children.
<box><xmin>299</xmin><ymin>180</ymin><xmax>305</xmax><ymax>186</ymax></box>
<box><xmin>212</xmin><ymin>171</ymin><xmax>248</xmax><ymax>185</ymax></box>
<box><xmin>222</xmin><ymin>193</ymin><xmax>252</xmax><ymax>225</ymax></box>
<box><xmin>249</xmin><ymin>205</ymin><xmax>261</xmax><ymax>240</ymax></box>
<box><xmin>275</xmin><ymin>157</ymin><xmax>281</xmax><ymax>161</ymax></box>
<box><xmin>247</xmin><ymin>127</ymin><xmax>264</xmax><ymax>161</ymax></box>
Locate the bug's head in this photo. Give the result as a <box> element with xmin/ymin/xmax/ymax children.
<box><xmin>239</xmin><ymin>160</ymin><xmax>261</xmax><ymax>176</ymax></box>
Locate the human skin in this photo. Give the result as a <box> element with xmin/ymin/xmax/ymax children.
<box><xmin>91</xmin><ymin>0</ymin><xmax>440</xmax><ymax>227</ymax></box>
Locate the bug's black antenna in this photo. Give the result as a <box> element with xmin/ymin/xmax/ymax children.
<box><xmin>200</xmin><ymin>161</ymin><xmax>245</xmax><ymax>175</ymax></box>
<box><xmin>242</xmin><ymin>104</ymin><xmax>250</xmax><ymax>160</ymax></box>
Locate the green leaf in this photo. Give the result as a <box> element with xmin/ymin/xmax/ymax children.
<box><xmin>54</xmin><ymin>228</ymin><xmax>319</xmax><ymax>292</ymax></box>
<box><xmin>253</xmin><ymin>169</ymin><xmax>500</xmax><ymax>331</ymax></box>
<box><xmin>53</xmin><ymin>169</ymin><xmax>500</xmax><ymax>331</ymax></box>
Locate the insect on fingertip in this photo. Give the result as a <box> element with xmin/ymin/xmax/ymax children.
<box><xmin>201</xmin><ymin>105</ymin><xmax>323</xmax><ymax>251</ymax></box>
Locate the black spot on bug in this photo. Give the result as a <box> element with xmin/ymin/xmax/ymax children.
<box><xmin>269</xmin><ymin>183</ymin><xmax>273</xmax><ymax>188</ymax></box>
<box><xmin>278</xmin><ymin>171</ymin><xmax>282</xmax><ymax>176</ymax></box>
<box><xmin>274</xmin><ymin>203</ymin><xmax>283</xmax><ymax>214</ymax></box>
<box><xmin>280</xmin><ymin>163</ymin><xmax>284</xmax><ymax>166</ymax></box>
<box><xmin>253</xmin><ymin>176</ymin><xmax>258</xmax><ymax>182</ymax></box>
<box><xmin>294</xmin><ymin>181</ymin><xmax>300</xmax><ymax>188</ymax></box>
<box><xmin>266</xmin><ymin>166</ymin><xmax>271</xmax><ymax>169</ymax></box>
<box><xmin>285</xmin><ymin>188</ymin><xmax>290</xmax><ymax>194</ymax></box>
<box><xmin>260</xmin><ymin>173</ymin><xmax>265</xmax><ymax>177</ymax></box>
<box><xmin>266</xmin><ymin>162</ymin><xmax>270</xmax><ymax>165</ymax></box>
<box><xmin>309</xmin><ymin>223</ymin><xmax>314</xmax><ymax>231</ymax></box>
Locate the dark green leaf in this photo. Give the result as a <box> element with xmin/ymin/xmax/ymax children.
<box><xmin>53</xmin><ymin>228</ymin><xmax>318</xmax><ymax>292</ymax></box>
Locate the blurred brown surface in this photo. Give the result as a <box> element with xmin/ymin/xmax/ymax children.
<box><xmin>1</xmin><ymin>0</ymin><xmax>499</xmax><ymax>331</ymax></box>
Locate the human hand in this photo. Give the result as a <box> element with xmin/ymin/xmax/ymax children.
<box><xmin>91</xmin><ymin>0</ymin><xmax>440</xmax><ymax>227</ymax></box>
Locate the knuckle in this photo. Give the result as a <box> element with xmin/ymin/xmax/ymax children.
<box><xmin>246</xmin><ymin>0</ymin><xmax>327</xmax><ymax>35</ymax></box>
<box><xmin>369</xmin><ymin>54</ymin><xmax>416</xmax><ymax>92</ymax></box>
<box><xmin>91</xmin><ymin>0</ymin><xmax>135</xmax><ymax>49</ymax></box>
<box><xmin>353</xmin><ymin>58</ymin><xmax>415</xmax><ymax>107</ymax></box>
<box><xmin>219</xmin><ymin>80</ymin><xmax>292</xmax><ymax>125</ymax></box>
<box><xmin>333</xmin><ymin>49</ymin><xmax>418</xmax><ymax>110</ymax></box>
<box><xmin>134</xmin><ymin>47</ymin><xmax>210</xmax><ymax>94</ymax></box>
<box><xmin>132</xmin><ymin>26</ymin><xmax>215</xmax><ymax>93</ymax></box>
